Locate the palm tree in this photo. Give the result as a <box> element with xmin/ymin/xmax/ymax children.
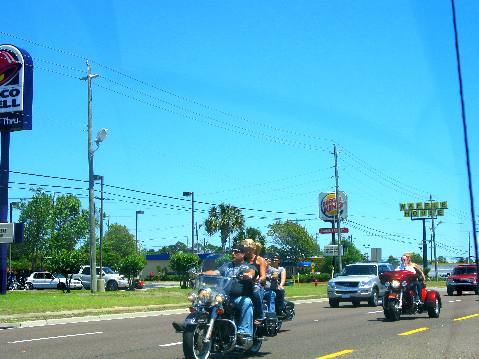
<box><xmin>204</xmin><ymin>203</ymin><xmax>245</xmax><ymax>251</ymax></box>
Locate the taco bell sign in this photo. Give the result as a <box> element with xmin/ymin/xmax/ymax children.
<box><xmin>0</xmin><ymin>44</ymin><xmax>33</xmax><ymax>131</ymax></box>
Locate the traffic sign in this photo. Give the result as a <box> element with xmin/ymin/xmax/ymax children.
<box><xmin>324</xmin><ymin>244</ymin><xmax>343</xmax><ymax>256</ymax></box>
<box><xmin>319</xmin><ymin>227</ymin><xmax>349</xmax><ymax>234</ymax></box>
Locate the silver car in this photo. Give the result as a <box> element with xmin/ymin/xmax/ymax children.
<box><xmin>327</xmin><ymin>262</ymin><xmax>394</xmax><ymax>307</ymax></box>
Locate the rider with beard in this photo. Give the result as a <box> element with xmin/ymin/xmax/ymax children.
<box><xmin>202</xmin><ymin>244</ymin><xmax>255</xmax><ymax>341</ymax></box>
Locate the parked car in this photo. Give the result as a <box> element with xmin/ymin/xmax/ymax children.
<box><xmin>72</xmin><ymin>266</ymin><xmax>128</xmax><ymax>291</ymax></box>
<box><xmin>446</xmin><ymin>264</ymin><xmax>478</xmax><ymax>296</ymax></box>
<box><xmin>327</xmin><ymin>262</ymin><xmax>394</xmax><ymax>307</ymax></box>
<box><xmin>25</xmin><ymin>272</ymin><xmax>83</xmax><ymax>290</ymax></box>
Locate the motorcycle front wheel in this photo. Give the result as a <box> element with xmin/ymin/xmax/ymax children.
<box><xmin>385</xmin><ymin>300</ymin><xmax>401</xmax><ymax>321</ymax></box>
<box><xmin>183</xmin><ymin>324</ymin><xmax>212</xmax><ymax>359</ymax></box>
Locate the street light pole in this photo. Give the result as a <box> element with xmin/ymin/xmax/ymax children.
<box><xmin>135</xmin><ymin>210</ymin><xmax>144</xmax><ymax>252</ymax></box>
<box><xmin>81</xmin><ymin>60</ymin><xmax>99</xmax><ymax>293</ymax></box>
<box><xmin>183</xmin><ymin>192</ymin><xmax>194</xmax><ymax>253</ymax></box>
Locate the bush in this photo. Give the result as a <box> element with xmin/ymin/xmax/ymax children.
<box><xmin>297</xmin><ymin>273</ymin><xmax>330</xmax><ymax>283</ymax></box>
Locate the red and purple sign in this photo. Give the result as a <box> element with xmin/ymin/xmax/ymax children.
<box><xmin>0</xmin><ymin>44</ymin><xmax>33</xmax><ymax>131</ymax></box>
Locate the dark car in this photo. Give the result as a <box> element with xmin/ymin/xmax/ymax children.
<box><xmin>446</xmin><ymin>264</ymin><xmax>478</xmax><ymax>296</ymax></box>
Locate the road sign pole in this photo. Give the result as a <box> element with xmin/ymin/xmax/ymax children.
<box><xmin>0</xmin><ymin>132</ymin><xmax>10</xmax><ymax>294</ymax></box>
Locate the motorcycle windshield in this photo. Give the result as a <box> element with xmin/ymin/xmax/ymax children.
<box><xmin>194</xmin><ymin>275</ymin><xmax>233</xmax><ymax>291</ymax></box>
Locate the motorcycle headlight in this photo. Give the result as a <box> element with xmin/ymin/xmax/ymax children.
<box><xmin>198</xmin><ymin>288</ymin><xmax>213</xmax><ymax>304</ymax></box>
<box><xmin>391</xmin><ymin>280</ymin><xmax>401</xmax><ymax>289</ymax></box>
<box><xmin>214</xmin><ymin>294</ymin><xmax>225</xmax><ymax>305</ymax></box>
<box><xmin>187</xmin><ymin>292</ymin><xmax>197</xmax><ymax>302</ymax></box>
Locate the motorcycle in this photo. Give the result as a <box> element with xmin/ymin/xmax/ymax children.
<box><xmin>380</xmin><ymin>270</ymin><xmax>441</xmax><ymax>321</ymax></box>
<box><xmin>172</xmin><ymin>274</ymin><xmax>280</xmax><ymax>359</ymax></box>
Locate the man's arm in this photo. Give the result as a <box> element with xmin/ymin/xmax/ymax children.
<box><xmin>201</xmin><ymin>270</ymin><xmax>220</xmax><ymax>276</ymax></box>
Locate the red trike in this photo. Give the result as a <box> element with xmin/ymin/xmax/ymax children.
<box><xmin>379</xmin><ymin>270</ymin><xmax>441</xmax><ymax>321</ymax></box>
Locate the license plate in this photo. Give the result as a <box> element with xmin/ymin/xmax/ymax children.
<box><xmin>341</xmin><ymin>294</ymin><xmax>351</xmax><ymax>298</ymax></box>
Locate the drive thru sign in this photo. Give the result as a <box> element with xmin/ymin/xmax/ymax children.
<box><xmin>0</xmin><ymin>223</ymin><xmax>14</xmax><ymax>243</ymax></box>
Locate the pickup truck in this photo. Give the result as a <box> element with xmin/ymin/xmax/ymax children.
<box><xmin>446</xmin><ymin>264</ymin><xmax>478</xmax><ymax>296</ymax></box>
<box><xmin>72</xmin><ymin>266</ymin><xmax>129</xmax><ymax>291</ymax></box>
<box><xmin>327</xmin><ymin>262</ymin><xmax>394</xmax><ymax>307</ymax></box>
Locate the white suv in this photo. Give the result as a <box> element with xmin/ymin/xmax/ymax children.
<box><xmin>327</xmin><ymin>262</ymin><xmax>394</xmax><ymax>307</ymax></box>
<box><xmin>73</xmin><ymin>266</ymin><xmax>128</xmax><ymax>291</ymax></box>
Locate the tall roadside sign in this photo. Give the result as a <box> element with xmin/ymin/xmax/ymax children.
<box><xmin>0</xmin><ymin>44</ymin><xmax>33</xmax><ymax>294</ymax></box>
<box><xmin>399</xmin><ymin>197</ymin><xmax>447</xmax><ymax>270</ymax></box>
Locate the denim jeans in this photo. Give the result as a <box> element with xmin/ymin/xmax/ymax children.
<box><xmin>274</xmin><ymin>288</ymin><xmax>285</xmax><ymax>312</ymax></box>
<box><xmin>252</xmin><ymin>284</ymin><xmax>265</xmax><ymax>320</ymax></box>
<box><xmin>234</xmin><ymin>296</ymin><xmax>253</xmax><ymax>336</ymax></box>
<box><xmin>264</xmin><ymin>289</ymin><xmax>276</xmax><ymax>313</ymax></box>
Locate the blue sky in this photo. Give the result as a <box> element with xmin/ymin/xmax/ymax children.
<box><xmin>2</xmin><ymin>1</ymin><xmax>478</xmax><ymax>260</ymax></box>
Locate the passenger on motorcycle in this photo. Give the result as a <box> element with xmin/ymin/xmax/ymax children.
<box><xmin>201</xmin><ymin>244</ymin><xmax>256</xmax><ymax>340</ymax></box>
<box><xmin>264</xmin><ymin>254</ymin><xmax>286</xmax><ymax>315</ymax></box>
<box><xmin>241</xmin><ymin>239</ymin><xmax>267</xmax><ymax>325</ymax></box>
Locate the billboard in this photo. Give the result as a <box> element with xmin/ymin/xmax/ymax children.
<box><xmin>319</xmin><ymin>192</ymin><xmax>348</xmax><ymax>222</ymax></box>
<box><xmin>0</xmin><ymin>44</ymin><xmax>33</xmax><ymax>131</ymax></box>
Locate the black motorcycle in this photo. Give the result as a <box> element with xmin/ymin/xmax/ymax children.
<box><xmin>172</xmin><ymin>274</ymin><xmax>280</xmax><ymax>359</ymax></box>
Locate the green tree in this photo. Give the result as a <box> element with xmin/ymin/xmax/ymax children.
<box><xmin>233</xmin><ymin>227</ymin><xmax>266</xmax><ymax>249</ymax></box>
<box><xmin>410</xmin><ymin>252</ymin><xmax>423</xmax><ymax>264</ymax></box>
<box><xmin>45</xmin><ymin>249</ymin><xmax>86</xmax><ymax>292</ymax></box>
<box><xmin>267</xmin><ymin>220</ymin><xmax>319</xmax><ymax>264</ymax></box>
<box><xmin>386</xmin><ymin>255</ymin><xmax>399</xmax><ymax>267</ymax></box>
<box><xmin>169</xmin><ymin>251</ymin><xmax>200</xmax><ymax>288</ymax></box>
<box><xmin>50</xmin><ymin>195</ymin><xmax>89</xmax><ymax>252</ymax></box>
<box><xmin>118</xmin><ymin>253</ymin><xmax>147</xmax><ymax>289</ymax></box>
<box><xmin>16</xmin><ymin>190</ymin><xmax>54</xmax><ymax>269</ymax></box>
<box><xmin>102</xmin><ymin>224</ymin><xmax>136</xmax><ymax>270</ymax></box>
<box><xmin>204</xmin><ymin>203</ymin><xmax>245</xmax><ymax>251</ymax></box>
<box><xmin>437</xmin><ymin>256</ymin><xmax>447</xmax><ymax>263</ymax></box>
<box><xmin>158</xmin><ymin>241</ymin><xmax>189</xmax><ymax>254</ymax></box>
<box><xmin>15</xmin><ymin>190</ymin><xmax>90</xmax><ymax>270</ymax></box>
<box><xmin>319</xmin><ymin>240</ymin><xmax>363</xmax><ymax>275</ymax></box>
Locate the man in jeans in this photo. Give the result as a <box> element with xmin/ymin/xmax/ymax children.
<box><xmin>202</xmin><ymin>244</ymin><xmax>255</xmax><ymax>341</ymax></box>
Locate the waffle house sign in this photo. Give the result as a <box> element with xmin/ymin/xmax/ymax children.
<box><xmin>399</xmin><ymin>201</ymin><xmax>448</xmax><ymax>218</ymax></box>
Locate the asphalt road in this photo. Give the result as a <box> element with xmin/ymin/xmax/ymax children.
<box><xmin>1</xmin><ymin>290</ymin><xmax>478</xmax><ymax>359</ymax></box>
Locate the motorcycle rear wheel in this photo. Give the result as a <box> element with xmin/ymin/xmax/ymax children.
<box><xmin>183</xmin><ymin>324</ymin><xmax>212</xmax><ymax>359</ymax></box>
<box><xmin>427</xmin><ymin>298</ymin><xmax>441</xmax><ymax>318</ymax></box>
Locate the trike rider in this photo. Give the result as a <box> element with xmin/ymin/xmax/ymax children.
<box><xmin>201</xmin><ymin>244</ymin><xmax>256</xmax><ymax>341</ymax></box>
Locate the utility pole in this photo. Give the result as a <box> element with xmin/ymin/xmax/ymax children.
<box><xmin>333</xmin><ymin>145</ymin><xmax>342</xmax><ymax>272</ymax></box>
<box><xmin>81</xmin><ymin>60</ymin><xmax>99</xmax><ymax>293</ymax></box>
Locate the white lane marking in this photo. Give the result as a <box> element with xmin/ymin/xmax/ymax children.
<box><xmin>8</xmin><ymin>331</ymin><xmax>103</xmax><ymax>344</ymax></box>
<box><xmin>159</xmin><ymin>341</ymin><xmax>182</xmax><ymax>347</ymax></box>
<box><xmin>455</xmin><ymin>300</ymin><xmax>462</xmax><ymax>302</ymax></box>
<box><xmin>368</xmin><ymin>310</ymin><xmax>383</xmax><ymax>314</ymax></box>
<box><xmin>448</xmin><ymin>300</ymin><xmax>455</xmax><ymax>303</ymax></box>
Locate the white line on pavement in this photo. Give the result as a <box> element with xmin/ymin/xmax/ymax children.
<box><xmin>367</xmin><ymin>310</ymin><xmax>383</xmax><ymax>314</ymax></box>
<box><xmin>8</xmin><ymin>331</ymin><xmax>103</xmax><ymax>344</ymax></box>
<box><xmin>159</xmin><ymin>341</ymin><xmax>182</xmax><ymax>347</ymax></box>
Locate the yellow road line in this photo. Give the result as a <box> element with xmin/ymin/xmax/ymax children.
<box><xmin>453</xmin><ymin>313</ymin><xmax>479</xmax><ymax>321</ymax></box>
<box><xmin>315</xmin><ymin>349</ymin><xmax>355</xmax><ymax>359</ymax></box>
<box><xmin>398</xmin><ymin>327</ymin><xmax>429</xmax><ymax>336</ymax></box>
